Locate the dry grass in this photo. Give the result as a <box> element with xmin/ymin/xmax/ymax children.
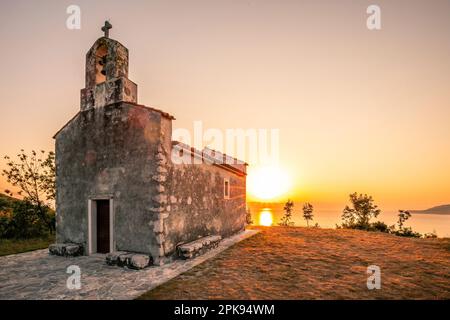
<box><xmin>138</xmin><ymin>227</ymin><xmax>450</xmax><ymax>300</ymax></box>
<box><xmin>0</xmin><ymin>235</ymin><xmax>54</xmax><ymax>257</ymax></box>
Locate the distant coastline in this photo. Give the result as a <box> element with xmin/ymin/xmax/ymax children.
<box><xmin>410</xmin><ymin>204</ymin><xmax>450</xmax><ymax>215</ymax></box>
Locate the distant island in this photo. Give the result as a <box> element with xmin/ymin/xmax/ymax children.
<box><xmin>410</xmin><ymin>204</ymin><xmax>450</xmax><ymax>215</ymax></box>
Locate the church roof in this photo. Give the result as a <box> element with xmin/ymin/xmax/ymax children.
<box><xmin>129</xmin><ymin>102</ymin><xmax>176</xmax><ymax>120</ymax></box>
<box><xmin>53</xmin><ymin>102</ymin><xmax>175</xmax><ymax>139</ymax></box>
<box><xmin>172</xmin><ymin>141</ymin><xmax>248</xmax><ymax>176</ymax></box>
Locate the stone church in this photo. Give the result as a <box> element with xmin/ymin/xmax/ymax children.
<box><xmin>50</xmin><ymin>23</ymin><xmax>247</xmax><ymax>266</ymax></box>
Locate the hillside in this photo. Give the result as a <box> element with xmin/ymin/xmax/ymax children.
<box><xmin>0</xmin><ymin>193</ymin><xmax>21</xmax><ymax>211</ymax></box>
<box><xmin>411</xmin><ymin>204</ymin><xmax>450</xmax><ymax>215</ymax></box>
<box><xmin>139</xmin><ymin>226</ymin><xmax>450</xmax><ymax>300</ymax></box>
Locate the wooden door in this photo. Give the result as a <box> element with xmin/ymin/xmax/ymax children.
<box><xmin>96</xmin><ymin>200</ymin><xmax>110</xmax><ymax>253</ymax></box>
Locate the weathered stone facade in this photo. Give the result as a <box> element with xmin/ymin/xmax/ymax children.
<box><xmin>53</xmin><ymin>33</ymin><xmax>247</xmax><ymax>265</ymax></box>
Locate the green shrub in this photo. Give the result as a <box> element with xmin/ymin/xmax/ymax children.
<box><xmin>0</xmin><ymin>197</ymin><xmax>9</xmax><ymax>211</ymax></box>
<box><xmin>338</xmin><ymin>194</ymin><xmax>423</xmax><ymax>238</ymax></box>
<box><xmin>0</xmin><ymin>213</ymin><xmax>11</xmax><ymax>238</ymax></box>
<box><xmin>368</xmin><ymin>221</ymin><xmax>390</xmax><ymax>233</ymax></box>
<box><xmin>340</xmin><ymin>193</ymin><xmax>381</xmax><ymax>230</ymax></box>
<box><xmin>424</xmin><ymin>231</ymin><xmax>438</xmax><ymax>239</ymax></box>
<box><xmin>9</xmin><ymin>201</ymin><xmax>46</xmax><ymax>238</ymax></box>
<box><xmin>0</xmin><ymin>200</ymin><xmax>55</xmax><ymax>239</ymax></box>
<box><xmin>391</xmin><ymin>227</ymin><xmax>422</xmax><ymax>238</ymax></box>
<box><xmin>389</xmin><ymin>210</ymin><xmax>422</xmax><ymax>238</ymax></box>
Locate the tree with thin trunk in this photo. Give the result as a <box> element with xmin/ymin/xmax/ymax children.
<box><xmin>279</xmin><ymin>199</ymin><xmax>295</xmax><ymax>227</ymax></box>
<box><xmin>2</xmin><ymin>150</ymin><xmax>55</xmax><ymax>232</ymax></box>
<box><xmin>396</xmin><ymin>210</ymin><xmax>411</xmax><ymax>230</ymax></box>
<box><xmin>245</xmin><ymin>208</ymin><xmax>253</xmax><ymax>225</ymax></box>
<box><xmin>302</xmin><ymin>202</ymin><xmax>314</xmax><ymax>227</ymax></box>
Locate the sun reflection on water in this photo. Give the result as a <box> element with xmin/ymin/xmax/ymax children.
<box><xmin>259</xmin><ymin>208</ymin><xmax>274</xmax><ymax>226</ymax></box>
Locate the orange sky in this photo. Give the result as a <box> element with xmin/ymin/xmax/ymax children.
<box><xmin>0</xmin><ymin>0</ymin><xmax>449</xmax><ymax>211</ymax></box>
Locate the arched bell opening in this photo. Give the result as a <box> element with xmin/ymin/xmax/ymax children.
<box><xmin>95</xmin><ymin>45</ymin><xmax>107</xmax><ymax>84</ymax></box>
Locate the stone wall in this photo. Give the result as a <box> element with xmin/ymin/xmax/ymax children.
<box><xmin>55</xmin><ymin>102</ymin><xmax>170</xmax><ymax>256</ymax></box>
<box><xmin>149</xmin><ymin>141</ymin><xmax>247</xmax><ymax>264</ymax></box>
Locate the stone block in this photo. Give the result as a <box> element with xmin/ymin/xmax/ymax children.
<box><xmin>177</xmin><ymin>235</ymin><xmax>222</xmax><ymax>259</ymax></box>
<box><xmin>150</xmin><ymin>206</ymin><xmax>165</xmax><ymax>213</ymax></box>
<box><xmin>153</xmin><ymin>194</ymin><xmax>167</xmax><ymax>204</ymax></box>
<box><xmin>105</xmin><ymin>252</ymin><xmax>152</xmax><ymax>270</ymax></box>
<box><xmin>48</xmin><ymin>244</ymin><xmax>64</xmax><ymax>256</ymax></box>
<box><xmin>129</xmin><ymin>254</ymin><xmax>151</xmax><ymax>270</ymax></box>
<box><xmin>117</xmin><ymin>253</ymin><xmax>133</xmax><ymax>267</ymax></box>
<box><xmin>49</xmin><ymin>243</ymin><xmax>83</xmax><ymax>257</ymax></box>
<box><xmin>155</xmin><ymin>233</ymin><xmax>165</xmax><ymax>245</ymax></box>
<box><xmin>156</xmin><ymin>153</ymin><xmax>167</xmax><ymax>164</ymax></box>
<box><xmin>156</xmin><ymin>166</ymin><xmax>168</xmax><ymax>174</ymax></box>
<box><xmin>152</xmin><ymin>175</ymin><xmax>166</xmax><ymax>183</ymax></box>
<box><xmin>65</xmin><ymin>244</ymin><xmax>83</xmax><ymax>256</ymax></box>
<box><xmin>105</xmin><ymin>251</ymin><xmax>127</xmax><ymax>266</ymax></box>
<box><xmin>81</xmin><ymin>78</ymin><xmax>137</xmax><ymax>110</ymax></box>
<box><xmin>153</xmin><ymin>220</ymin><xmax>164</xmax><ymax>233</ymax></box>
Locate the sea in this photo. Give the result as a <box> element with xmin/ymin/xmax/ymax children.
<box><xmin>247</xmin><ymin>202</ymin><xmax>450</xmax><ymax>238</ymax></box>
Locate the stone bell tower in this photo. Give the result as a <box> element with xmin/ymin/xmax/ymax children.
<box><xmin>80</xmin><ymin>21</ymin><xmax>138</xmax><ymax>111</ymax></box>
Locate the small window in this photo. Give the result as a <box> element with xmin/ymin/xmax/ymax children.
<box><xmin>224</xmin><ymin>178</ymin><xmax>230</xmax><ymax>199</ymax></box>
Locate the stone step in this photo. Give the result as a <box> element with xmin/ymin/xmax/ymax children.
<box><xmin>177</xmin><ymin>235</ymin><xmax>222</xmax><ymax>259</ymax></box>
<box><xmin>106</xmin><ymin>251</ymin><xmax>152</xmax><ymax>270</ymax></box>
<box><xmin>49</xmin><ymin>243</ymin><xmax>83</xmax><ymax>257</ymax></box>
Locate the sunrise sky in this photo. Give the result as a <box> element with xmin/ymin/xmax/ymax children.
<box><xmin>0</xmin><ymin>0</ymin><xmax>449</xmax><ymax>211</ymax></box>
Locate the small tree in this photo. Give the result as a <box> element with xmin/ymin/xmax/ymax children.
<box><xmin>2</xmin><ymin>150</ymin><xmax>55</xmax><ymax>205</ymax></box>
<box><xmin>279</xmin><ymin>199</ymin><xmax>295</xmax><ymax>227</ymax></box>
<box><xmin>396</xmin><ymin>210</ymin><xmax>411</xmax><ymax>230</ymax></box>
<box><xmin>391</xmin><ymin>210</ymin><xmax>421</xmax><ymax>238</ymax></box>
<box><xmin>245</xmin><ymin>208</ymin><xmax>253</xmax><ymax>225</ymax></box>
<box><xmin>2</xmin><ymin>150</ymin><xmax>55</xmax><ymax>234</ymax></box>
<box><xmin>302</xmin><ymin>202</ymin><xmax>314</xmax><ymax>227</ymax></box>
<box><xmin>341</xmin><ymin>192</ymin><xmax>381</xmax><ymax>230</ymax></box>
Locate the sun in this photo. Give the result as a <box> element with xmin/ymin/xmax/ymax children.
<box><xmin>259</xmin><ymin>209</ymin><xmax>274</xmax><ymax>226</ymax></box>
<box><xmin>247</xmin><ymin>165</ymin><xmax>291</xmax><ymax>201</ymax></box>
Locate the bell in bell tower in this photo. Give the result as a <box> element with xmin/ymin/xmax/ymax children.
<box><xmin>80</xmin><ymin>21</ymin><xmax>138</xmax><ymax>111</ymax></box>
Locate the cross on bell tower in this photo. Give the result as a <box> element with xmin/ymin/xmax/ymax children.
<box><xmin>101</xmin><ymin>21</ymin><xmax>112</xmax><ymax>38</ymax></box>
<box><xmin>80</xmin><ymin>23</ymin><xmax>138</xmax><ymax>111</ymax></box>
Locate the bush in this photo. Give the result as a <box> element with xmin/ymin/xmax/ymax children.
<box><xmin>0</xmin><ymin>197</ymin><xmax>9</xmax><ymax>211</ymax></box>
<box><xmin>0</xmin><ymin>213</ymin><xmax>11</xmax><ymax>238</ymax></box>
<box><xmin>391</xmin><ymin>227</ymin><xmax>422</xmax><ymax>238</ymax></box>
<box><xmin>338</xmin><ymin>194</ymin><xmax>423</xmax><ymax>238</ymax></box>
<box><xmin>0</xmin><ymin>200</ymin><xmax>55</xmax><ymax>239</ymax></box>
<box><xmin>340</xmin><ymin>193</ymin><xmax>381</xmax><ymax>230</ymax></box>
<box><xmin>389</xmin><ymin>210</ymin><xmax>422</xmax><ymax>238</ymax></box>
<box><xmin>424</xmin><ymin>231</ymin><xmax>438</xmax><ymax>239</ymax></box>
<box><xmin>368</xmin><ymin>221</ymin><xmax>390</xmax><ymax>233</ymax></box>
<box><xmin>9</xmin><ymin>201</ymin><xmax>47</xmax><ymax>238</ymax></box>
